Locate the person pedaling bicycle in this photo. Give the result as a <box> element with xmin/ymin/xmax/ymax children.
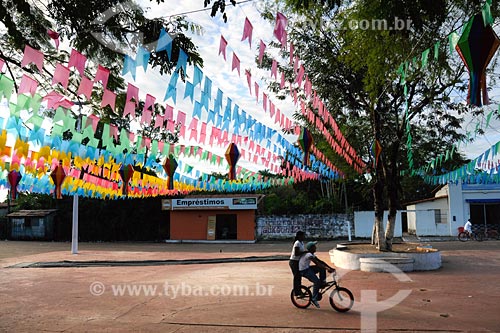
<box><xmin>464</xmin><ymin>219</ymin><xmax>472</xmax><ymax>236</ymax></box>
<box><xmin>299</xmin><ymin>241</ymin><xmax>336</xmax><ymax>308</ymax></box>
<box><xmin>289</xmin><ymin>231</ymin><xmax>307</xmax><ymax>297</ymax></box>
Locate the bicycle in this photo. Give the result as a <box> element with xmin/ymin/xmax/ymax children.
<box><xmin>458</xmin><ymin>230</ymin><xmax>483</xmax><ymax>242</ymax></box>
<box><xmin>482</xmin><ymin>228</ymin><xmax>500</xmax><ymax>241</ymax></box>
<box><xmin>290</xmin><ymin>272</ymin><xmax>354</xmax><ymax>312</ymax></box>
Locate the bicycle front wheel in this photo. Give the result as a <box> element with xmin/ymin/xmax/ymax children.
<box><xmin>474</xmin><ymin>232</ymin><xmax>484</xmax><ymax>242</ymax></box>
<box><xmin>458</xmin><ymin>232</ymin><xmax>469</xmax><ymax>242</ymax></box>
<box><xmin>329</xmin><ymin>287</ymin><xmax>354</xmax><ymax>312</ymax></box>
<box><xmin>290</xmin><ymin>286</ymin><xmax>312</xmax><ymax>309</ymax></box>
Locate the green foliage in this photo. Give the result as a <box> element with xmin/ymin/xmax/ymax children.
<box><xmin>13</xmin><ymin>193</ymin><xmax>56</xmax><ymax>210</ymax></box>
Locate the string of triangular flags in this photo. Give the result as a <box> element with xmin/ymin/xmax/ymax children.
<box><xmin>0</xmin><ymin>35</ymin><xmax>343</xmax><ymax>198</ymax></box>
<box><xmin>224</xmin><ymin>12</ymin><xmax>365</xmax><ymax>174</ymax></box>
<box><xmin>397</xmin><ymin>0</ymin><xmax>499</xmax><ymax>181</ymax></box>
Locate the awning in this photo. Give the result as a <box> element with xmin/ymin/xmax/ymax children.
<box><xmin>465</xmin><ymin>199</ymin><xmax>500</xmax><ymax>203</ymax></box>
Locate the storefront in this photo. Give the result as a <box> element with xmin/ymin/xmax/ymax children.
<box><xmin>162</xmin><ymin>196</ymin><xmax>259</xmax><ymax>241</ymax></box>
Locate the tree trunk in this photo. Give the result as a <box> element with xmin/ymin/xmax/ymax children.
<box><xmin>384</xmin><ymin>137</ymin><xmax>402</xmax><ymax>251</ymax></box>
<box><xmin>385</xmin><ymin>214</ymin><xmax>396</xmax><ymax>251</ymax></box>
<box><xmin>372</xmin><ymin>105</ymin><xmax>387</xmax><ymax>251</ymax></box>
<box><xmin>373</xmin><ymin>171</ymin><xmax>386</xmax><ymax>250</ymax></box>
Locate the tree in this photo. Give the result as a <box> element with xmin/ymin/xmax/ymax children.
<box><xmin>258</xmin><ymin>0</ymin><xmax>489</xmax><ymax>250</ymax></box>
<box><xmin>0</xmin><ymin>0</ymin><xmax>203</xmax><ymax>124</ymax></box>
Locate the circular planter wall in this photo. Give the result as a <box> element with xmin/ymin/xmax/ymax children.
<box><xmin>329</xmin><ymin>244</ymin><xmax>442</xmax><ymax>272</ymax></box>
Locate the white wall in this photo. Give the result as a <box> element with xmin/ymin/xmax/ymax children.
<box><xmin>448</xmin><ymin>183</ymin><xmax>465</xmax><ymax>234</ymax></box>
<box><xmin>354</xmin><ymin>211</ymin><xmax>402</xmax><ymax>238</ymax></box>
<box><xmin>406</xmin><ymin>210</ymin><xmax>450</xmax><ymax>236</ymax></box>
<box><xmin>406</xmin><ymin>197</ymin><xmax>450</xmax><ymax>236</ymax></box>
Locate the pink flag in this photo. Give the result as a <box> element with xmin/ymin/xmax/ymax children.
<box><xmin>77</xmin><ymin>75</ymin><xmax>93</xmax><ymax>100</ymax></box>
<box><xmin>270</xmin><ymin>102</ymin><xmax>275</xmax><ymax>117</ymax></box>
<box><xmin>280</xmin><ymin>71</ymin><xmax>285</xmax><ymax>89</ymax></box>
<box><xmin>254</xmin><ymin>82</ymin><xmax>259</xmax><ymax>102</ymax></box>
<box><xmin>19</xmin><ymin>75</ymin><xmax>38</xmax><ymax>96</ymax></box>
<box><xmin>101</xmin><ymin>89</ymin><xmax>116</xmax><ymax>112</ymax></box>
<box><xmin>165</xmin><ymin>104</ymin><xmax>174</xmax><ymax>120</ymax></box>
<box><xmin>263</xmin><ymin>93</ymin><xmax>268</xmax><ymax>112</ymax></box>
<box><xmin>245</xmin><ymin>69</ymin><xmax>252</xmax><ymax>95</ymax></box>
<box><xmin>188</xmin><ymin>118</ymin><xmax>198</xmax><ymax>130</ymax></box>
<box><xmin>258</xmin><ymin>40</ymin><xmax>266</xmax><ymax>65</ymax></box>
<box><xmin>231</xmin><ymin>53</ymin><xmax>240</xmax><ymax>76</ymax></box>
<box><xmin>177</xmin><ymin>110</ymin><xmax>186</xmax><ymax>125</ymax></box>
<box><xmin>273</xmin><ymin>12</ymin><xmax>288</xmax><ymax>47</ymax></box>
<box><xmin>47</xmin><ymin>29</ymin><xmax>60</xmax><ymax>49</ymax></box>
<box><xmin>52</xmin><ymin>63</ymin><xmax>70</xmax><ymax>89</ymax></box>
<box><xmin>86</xmin><ymin>114</ymin><xmax>100</xmax><ymax>131</ymax></box>
<box><xmin>141</xmin><ymin>109</ymin><xmax>152</xmax><ymax>124</ymax></box>
<box><xmin>189</xmin><ymin>127</ymin><xmax>198</xmax><ymax>141</ymax></box>
<box><xmin>275</xmin><ymin>108</ymin><xmax>281</xmax><ymax>124</ymax></box>
<box><xmin>166</xmin><ymin>119</ymin><xmax>175</xmax><ymax>132</ymax></box>
<box><xmin>241</xmin><ymin>17</ymin><xmax>253</xmax><ymax>48</ymax></box>
<box><xmin>21</xmin><ymin>45</ymin><xmax>44</xmax><ymax>73</ymax></box>
<box><xmin>57</xmin><ymin>99</ymin><xmax>74</xmax><ymax>109</ymax></box>
<box><xmin>199</xmin><ymin>122</ymin><xmax>207</xmax><ymax>144</ymax></box>
<box><xmin>142</xmin><ymin>137</ymin><xmax>151</xmax><ymax>149</ymax></box>
<box><xmin>43</xmin><ymin>91</ymin><xmax>63</xmax><ymax>109</ymax></box>
<box><xmin>110</xmin><ymin>125</ymin><xmax>119</xmax><ymax>140</ymax></box>
<box><xmin>68</xmin><ymin>49</ymin><xmax>87</xmax><ymax>76</ymax></box>
<box><xmin>296</xmin><ymin>65</ymin><xmax>305</xmax><ymax>86</ymax></box>
<box><xmin>289</xmin><ymin>42</ymin><xmax>294</xmax><ymax>64</ymax></box>
<box><xmin>154</xmin><ymin>114</ymin><xmax>164</xmax><ymax>129</ymax></box>
<box><xmin>219</xmin><ymin>35</ymin><xmax>228</xmax><ymax>60</ymax></box>
<box><xmin>304</xmin><ymin>77</ymin><xmax>312</xmax><ymax>97</ymax></box>
<box><xmin>144</xmin><ymin>94</ymin><xmax>156</xmax><ymax>113</ymax></box>
<box><xmin>271</xmin><ymin>60</ymin><xmax>278</xmax><ymax>79</ymax></box>
<box><xmin>94</xmin><ymin>65</ymin><xmax>110</xmax><ymax>88</ymax></box>
<box><xmin>0</xmin><ymin>59</ymin><xmax>5</xmax><ymax>72</ymax></box>
<box><xmin>126</xmin><ymin>83</ymin><xmax>139</xmax><ymax>104</ymax></box>
<box><xmin>123</xmin><ymin>100</ymin><xmax>136</xmax><ymax>118</ymax></box>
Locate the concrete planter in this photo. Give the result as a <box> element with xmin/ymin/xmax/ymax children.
<box><xmin>329</xmin><ymin>244</ymin><xmax>442</xmax><ymax>272</ymax></box>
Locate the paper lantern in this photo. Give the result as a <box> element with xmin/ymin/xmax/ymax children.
<box><xmin>297</xmin><ymin>127</ymin><xmax>313</xmax><ymax>166</ymax></box>
<box><xmin>371</xmin><ymin>139</ymin><xmax>383</xmax><ymax>168</ymax></box>
<box><xmin>7</xmin><ymin>170</ymin><xmax>22</xmax><ymax>200</ymax></box>
<box><xmin>118</xmin><ymin>164</ymin><xmax>134</xmax><ymax>195</ymax></box>
<box><xmin>162</xmin><ymin>155</ymin><xmax>178</xmax><ymax>190</ymax></box>
<box><xmin>456</xmin><ymin>13</ymin><xmax>500</xmax><ymax>106</ymax></box>
<box><xmin>50</xmin><ymin>160</ymin><xmax>66</xmax><ymax>199</ymax></box>
<box><xmin>225</xmin><ymin>143</ymin><xmax>240</xmax><ymax>180</ymax></box>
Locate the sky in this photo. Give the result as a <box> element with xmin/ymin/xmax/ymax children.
<box><xmin>126</xmin><ymin>0</ymin><xmax>299</xmax><ymax>177</ymax></box>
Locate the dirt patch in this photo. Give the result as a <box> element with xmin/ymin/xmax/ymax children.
<box><xmin>339</xmin><ymin>242</ymin><xmax>434</xmax><ymax>254</ymax></box>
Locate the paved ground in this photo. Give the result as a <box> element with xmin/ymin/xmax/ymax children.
<box><xmin>0</xmin><ymin>239</ymin><xmax>499</xmax><ymax>332</ymax></box>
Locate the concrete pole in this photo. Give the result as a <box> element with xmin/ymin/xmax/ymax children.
<box><xmin>71</xmin><ymin>104</ymin><xmax>83</xmax><ymax>255</ymax></box>
<box><xmin>71</xmin><ymin>193</ymin><xmax>78</xmax><ymax>254</ymax></box>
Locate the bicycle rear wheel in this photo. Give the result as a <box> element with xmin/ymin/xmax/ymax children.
<box><xmin>458</xmin><ymin>232</ymin><xmax>469</xmax><ymax>242</ymax></box>
<box><xmin>329</xmin><ymin>287</ymin><xmax>354</xmax><ymax>312</ymax></box>
<box><xmin>290</xmin><ymin>286</ymin><xmax>312</xmax><ymax>309</ymax></box>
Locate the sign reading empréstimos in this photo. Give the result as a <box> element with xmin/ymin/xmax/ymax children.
<box><xmin>163</xmin><ymin>197</ymin><xmax>257</xmax><ymax>210</ymax></box>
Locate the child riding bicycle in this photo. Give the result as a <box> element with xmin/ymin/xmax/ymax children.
<box><xmin>299</xmin><ymin>241</ymin><xmax>336</xmax><ymax>308</ymax></box>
